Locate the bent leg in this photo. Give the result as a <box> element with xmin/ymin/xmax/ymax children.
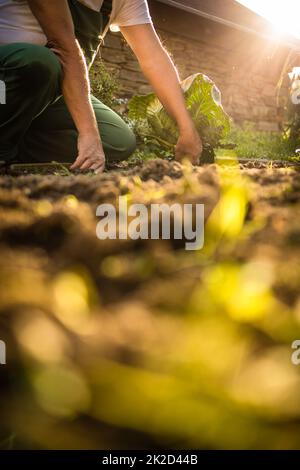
<box><xmin>92</xmin><ymin>96</ymin><xmax>136</xmax><ymax>162</ymax></box>
<box><xmin>0</xmin><ymin>43</ymin><xmax>62</xmax><ymax>161</ymax></box>
<box><xmin>21</xmin><ymin>95</ymin><xmax>136</xmax><ymax>164</ymax></box>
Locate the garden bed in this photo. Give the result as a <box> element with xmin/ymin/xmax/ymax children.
<box><xmin>1</xmin><ymin>158</ymin><xmax>300</xmax><ymax>449</ymax></box>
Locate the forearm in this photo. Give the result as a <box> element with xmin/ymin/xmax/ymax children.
<box><xmin>121</xmin><ymin>23</ymin><xmax>202</xmax><ymax>163</ymax></box>
<box><xmin>27</xmin><ymin>0</ymin><xmax>104</xmax><ymax>171</ymax></box>
<box><xmin>58</xmin><ymin>41</ymin><xmax>99</xmax><ymax>137</ymax></box>
<box><xmin>140</xmin><ymin>49</ymin><xmax>193</xmax><ymax>132</ymax></box>
<box><xmin>121</xmin><ymin>24</ymin><xmax>193</xmax><ymax>132</ymax></box>
<box><xmin>28</xmin><ymin>0</ymin><xmax>99</xmax><ymax>139</ymax></box>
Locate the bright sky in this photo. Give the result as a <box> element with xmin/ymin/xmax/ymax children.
<box><xmin>237</xmin><ymin>0</ymin><xmax>300</xmax><ymax>38</ymax></box>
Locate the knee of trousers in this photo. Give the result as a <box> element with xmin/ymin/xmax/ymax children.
<box><xmin>112</xmin><ymin>126</ymin><xmax>137</xmax><ymax>161</ymax></box>
<box><xmin>15</xmin><ymin>44</ymin><xmax>62</xmax><ymax>90</ymax></box>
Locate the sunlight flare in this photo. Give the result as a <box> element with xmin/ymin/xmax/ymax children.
<box><xmin>237</xmin><ymin>0</ymin><xmax>300</xmax><ymax>38</ymax></box>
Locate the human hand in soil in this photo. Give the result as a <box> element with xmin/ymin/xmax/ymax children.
<box><xmin>175</xmin><ymin>126</ymin><xmax>203</xmax><ymax>165</ymax></box>
<box><xmin>70</xmin><ymin>133</ymin><xmax>106</xmax><ymax>173</ymax></box>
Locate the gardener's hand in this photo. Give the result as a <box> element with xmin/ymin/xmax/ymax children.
<box><xmin>175</xmin><ymin>126</ymin><xmax>203</xmax><ymax>165</ymax></box>
<box><xmin>71</xmin><ymin>133</ymin><xmax>106</xmax><ymax>173</ymax></box>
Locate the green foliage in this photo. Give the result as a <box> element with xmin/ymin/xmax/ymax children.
<box><xmin>285</xmin><ymin>72</ymin><xmax>300</xmax><ymax>149</ymax></box>
<box><xmin>220</xmin><ymin>123</ymin><xmax>295</xmax><ymax>160</ymax></box>
<box><xmin>89</xmin><ymin>56</ymin><xmax>119</xmax><ymax>110</ymax></box>
<box><xmin>128</xmin><ymin>73</ymin><xmax>231</xmax><ymax>151</ymax></box>
<box><xmin>286</xmin><ymin>104</ymin><xmax>300</xmax><ymax>149</ymax></box>
<box><xmin>277</xmin><ymin>58</ymin><xmax>300</xmax><ymax>151</ymax></box>
<box><xmin>128</xmin><ymin>143</ymin><xmax>173</xmax><ymax>165</ymax></box>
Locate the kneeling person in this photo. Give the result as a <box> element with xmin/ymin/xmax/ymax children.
<box><xmin>0</xmin><ymin>0</ymin><xmax>202</xmax><ymax>172</ymax></box>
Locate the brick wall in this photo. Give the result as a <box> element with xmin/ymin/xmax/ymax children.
<box><xmin>100</xmin><ymin>4</ymin><xmax>293</xmax><ymax>132</ymax></box>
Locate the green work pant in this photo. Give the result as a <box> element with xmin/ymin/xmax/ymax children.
<box><xmin>0</xmin><ymin>43</ymin><xmax>136</xmax><ymax>163</ymax></box>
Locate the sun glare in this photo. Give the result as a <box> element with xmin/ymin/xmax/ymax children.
<box><xmin>237</xmin><ymin>0</ymin><xmax>300</xmax><ymax>39</ymax></box>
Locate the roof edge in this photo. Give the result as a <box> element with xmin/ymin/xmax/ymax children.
<box><xmin>156</xmin><ymin>0</ymin><xmax>300</xmax><ymax>50</ymax></box>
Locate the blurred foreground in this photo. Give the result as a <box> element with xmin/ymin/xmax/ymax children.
<box><xmin>0</xmin><ymin>158</ymin><xmax>300</xmax><ymax>449</ymax></box>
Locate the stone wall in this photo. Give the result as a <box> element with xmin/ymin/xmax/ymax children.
<box><xmin>100</xmin><ymin>4</ymin><xmax>293</xmax><ymax>132</ymax></box>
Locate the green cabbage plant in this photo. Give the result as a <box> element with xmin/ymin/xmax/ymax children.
<box><xmin>128</xmin><ymin>73</ymin><xmax>231</xmax><ymax>163</ymax></box>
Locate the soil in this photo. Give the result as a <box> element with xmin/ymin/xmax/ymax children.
<box><xmin>1</xmin><ymin>158</ymin><xmax>300</xmax><ymax>450</ymax></box>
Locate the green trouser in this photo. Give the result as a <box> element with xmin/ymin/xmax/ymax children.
<box><xmin>0</xmin><ymin>42</ymin><xmax>136</xmax><ymax>164</ymax></box>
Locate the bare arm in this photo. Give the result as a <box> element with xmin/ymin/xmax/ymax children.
<box><xmin>121</xmin><ymin>23</ymin><xmax>202</xmax><ymax>163</ymax></box>
<box><xmin>28</xmin><ymin>0</ymin><xmax>105</xmax><ymax>172</ymax></box>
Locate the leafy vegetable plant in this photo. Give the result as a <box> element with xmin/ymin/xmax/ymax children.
<box><xmin>128</xmin><ymin>73</ymin><xmax>231</xmax><ymax>163</ymax></box>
